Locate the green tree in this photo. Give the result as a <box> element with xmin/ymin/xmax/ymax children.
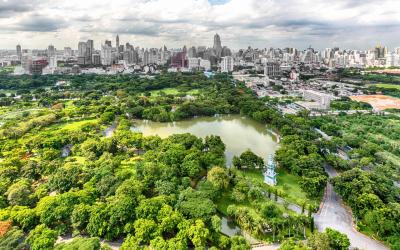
<box><xmin>26</xmin><ymin>224</ymin><xmax>58</xmax><ymax>250</ymax></box>
<box><xmin>207</xmin><ymin>166</ymin><xmax>230</xmax><ymax>190</ymax></box>
<box><xmin>325</xmin><ymin>228</ymin><xmax>350</xmax><ymax>250</ymax></box>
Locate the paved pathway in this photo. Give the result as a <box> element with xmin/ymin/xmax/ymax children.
<box><xmin>314</xmin><ymin>164</ymin><xmax>388</xmax><ymax>250</ymax></box>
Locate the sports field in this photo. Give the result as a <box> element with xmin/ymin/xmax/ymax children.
<box><xmin>350</xmin><ymin>95</ymin><xmax>400</xmax><ymax>111</ymax></box>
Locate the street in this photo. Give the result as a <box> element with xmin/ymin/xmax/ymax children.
<box><xmin>314</xmin><ymin>164</ymin><xmax>388</xmax><ymax>250</ymax></box>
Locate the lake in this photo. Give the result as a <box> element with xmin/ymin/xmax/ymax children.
<box><xmin>131</xmin><ymin>115</ymin><xmax>278</xmax><ymax>165</ymax></box>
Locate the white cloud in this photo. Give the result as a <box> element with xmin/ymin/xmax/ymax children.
<box><xmin>0</xmin><ymin>0</ymin><xmax>399</xmax><ymax>50</ymax></box>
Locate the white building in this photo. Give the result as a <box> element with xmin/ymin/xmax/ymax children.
<box><xmin>101</xmin><ymin>44</ymin><xmax>112</xmax><ymax>66</ymax></box>
<box><xmin>188</xmin><ymin>57</ymin><xmax>200</xmax><ymax>70</ymax></box>
<box><xmin>386</xmin><ymin>53</ymin><xmax>400</xmax><ymax>67</ymax></box>
<box><xmin>48</xmin><ymin>56</ymin><xmax>57</xmax><ymax>68</ymax></box>
<box><xmin>21</xmin><ymin>53</ymin><xmax>32</xmax><ymax>74</ymax></box>
<box><xmin>64</xmin><ymin>47</ymin><xmax>72</xmax><ymax>58</ymax></box>
<box><xmin>221</xmin><ymin>56</ymin><xmax>234</xmax><ymax>72</ymax></box>
<box><xmin>303</xmin><ymin>90</ymin><xmax>336</xmax><ymax>109</ymax></box>
<box><xmin>199</xmin><ymin>59</ymin><xmax>211</xmax><ymax>71</ymax></box>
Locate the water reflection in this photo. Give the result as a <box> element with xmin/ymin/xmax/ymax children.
<box><xmin>130</xmin><ymin>115</ymin><xmax>278</xmax><ymax>165</ymax></box>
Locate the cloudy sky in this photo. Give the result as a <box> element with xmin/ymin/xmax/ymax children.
<box><xmin>0</xmin><ymin>0</ymin><xmax>399</xmax><ymax>50</ymax></box>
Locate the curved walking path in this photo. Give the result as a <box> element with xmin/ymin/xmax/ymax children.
<box><xmin>314</xmin><ymin>164</ymin><xmax>388</xmax><ymax>250</ymax></box>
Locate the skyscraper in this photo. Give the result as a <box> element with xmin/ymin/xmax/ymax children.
<box><xmin>16</xmin><ymin>45</ymin><xmax>22</xmax><ymax>61</ymax></box>
<box><xmin>47</xmin><ymin>45</ymin><xmax>55</xmax><ymax>57</ymax></box>
<box><xmin>64</xmin><ymin>47</ymin><xmax>72</xmax><ymax>57</ymax></box>
<box><xmin>213</xmin><ymin>34</ymin><xmax>222</xmax><ymax>59</ymax></box>
<box><xmin>116</xmin><ymin>35</ymin><xmax>120</xmax><ymax>51</ymax></box>
<box><xmin>221</xmin><ymin>56</ymin><xmax>233</xmax><ymax>72</ymax></box>
<box><xmin>86</xmin><ymin>40</ymin><xmax>94</xmax><ymax>64</ymax></box>
<box><xmin>375</xmin><ymin>45</ymin><xmax>386</xmax><ymax>59</ymax></box>
<box><xmin>101</xmin><ymin>43</ymin><xmax>112</xmax><ymax>66</ymax></box>
<box><xmin>78</xmin><ymin>42</ymin><xmax>87</xmax><ymax>65</ymax></box>
<box><xmin>78</xmin><ymin>42</ymin><xmax>87</xmax><ymax>57</ymax></box>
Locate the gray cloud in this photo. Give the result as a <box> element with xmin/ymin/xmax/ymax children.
<box><xmin>0</xmin><ymin>0</ymin><xmax>38</xmax><ymax>17</ymax></box>
<box><xmin>15</xmin><ymin>15</ymin><xmax>68</xmax><ymax>32</ymax></box>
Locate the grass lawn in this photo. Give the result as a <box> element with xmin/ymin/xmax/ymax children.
<box><xmin>148</xmin><ymin>87</ymin><xmax>200</xmax><ymax>97</ymax></box>
<box><xmin>373</xmin><ymin>83</ymin><xmax>400</xmax><ymax>90</ymax></box>
<box><xmin>46</xmin><ymin>118</ymin><xmax>98</xmax><ymax>132</ymax></box>
<box><xmin>239</xmin><ymin>169</ymin><xmax>319</xmax><ymax>207</ymax></box>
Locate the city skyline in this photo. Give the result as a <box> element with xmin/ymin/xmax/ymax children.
<box><xmin>0</xmin><ymin>0</ymin><xmax>399</xmax><ymax>50</ymax></box>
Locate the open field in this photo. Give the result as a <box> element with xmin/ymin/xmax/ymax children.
<box><xmin>239</xmin><ymin>169</ymin><xmax>319</xmax><ymax>207</ymax></box>
<box><xmin>373</xmin><ymin>83</ymin><xmax>400</xmax><ymax>90</ymax></box>
<box><xmin>148</xmin><ymin>87</ymin><xmax>200</xmax><ymax>96</ymax></box>
<box><xmin>350</xmin><ymin>95</ymin><xmax>400</xmax><ymax>111</ymax></box>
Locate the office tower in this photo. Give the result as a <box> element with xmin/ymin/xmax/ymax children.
<box><xmin>199</xmin><ymin>59</ymin><xmax>211</xmax><ymax>71</ymax></box>
<box><xmin>188</xmin><ymin>46</ymin><xmax>197</xmax><ymax>58</ymax></box>
<box><xmin>78</xmin><ymin>42</ymin><xmax>87</xmax><ymax>57</ymax></box>
<box><xmin>126</xmin><ymin>43</ymin><xmax>134</xmax><ymax>51</ymax></box>
<box><xmin>264</xmin><ymin>62</ymin><xmax>281</xmax><ymax>78</ymax></box>
<box><xmin>116</xmin><ymin>35</ymin><xmax>120</xmax><ymax>51</ymax></box>
<box><xmin>49</xmin><ymin>56</ymin><xmax>57</xmax><ymax>68</ymax></box>
<box><xmin>213</xmin><ymin>34</ymin><xmax>222</xmax><ymax>58</ymax></box>
<box><xmin>92</xmin><ymin>54</ymin><xmax>101</xmax><ymax>65</ymax></box>
<box><xmin>31</xmin><ymin>59</ymin><xmax>48</xmax><ymax>75</ymax></box>
<box><xmin>47</xmin><ymin>45</ymin><xmax>55</xmax><ymax>57</ymax></box>
<box><xmin>86</xmin><ymin>40</ymin><xmax>94</xmax><ymax>65</ymax></box>
<box><xmin>101</xmin><ymin>43</ymin><xmax>112</xmax><ymax>66</ymax></box>
<box><xmin>64</xmin><ymin>47</ymin><xmax>72</xmax><ymax>57</ymax></box>
<box><xmin>105</xmin><ymin>40</ymin><xmax>112</xmax><ymax>47</ymax></box>
<box><xmin>221</xmin><ymin>46</ymin><xmax>231</xmax><ymax>57</ymax></box>
<box><xmin>375</xmin><ymin>45</ymin><xmax>386</xmax><ymax>59</ymax></box>
<box><xmin>77</xmin><ymin>42</ymin><xmax>87</xmax><ymax>65</ymax></box>
<box><xmin>221</xmin><ymin>56</ymin><xmax>233</xmax><ymax>72</ymax></box>
<box><xmin>143</xmin><ymin>50</ymin><xmax>150</xmax><ymax>65</ymax></box>
<box><xmin>21</xmin><ymin>54</ymin><xmax>32</xmax><ymax>73</ymax></box>
<box><xmin>16</xmin><ymin>45</ymin><xmax>22</xmax><ymax>61</ymax></box>
<box><xmin>188</xmin><ymin>57</ymin><xmax>200</xmax><ymax>70</ymax></box>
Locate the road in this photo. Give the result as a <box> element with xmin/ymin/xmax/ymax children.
<box><xmin>314</xmin><ymin>164</ymin><xmax>388</xmax><ymax>250</ymax></box>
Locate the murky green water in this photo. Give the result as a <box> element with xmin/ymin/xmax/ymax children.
<box><xmin>131</xmin><ymin>115</ymin><xmax>278</xmax><ymax>165</ymax></box>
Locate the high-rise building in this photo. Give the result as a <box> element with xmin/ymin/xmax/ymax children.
<box><xmin>86</xmin><ymin>40</ymin><xmax>94</xmax><ymax>65</ymax></box>
<box><xmin>375</xmin><ymin>45</ymin><xmax>386</xmax><ymax>59</ymax></box>
<box><xmin>48</xmin><ymin>56</ymin><xmax>57</xmax><ymax>68</ymax></box>
<box><xmin>101</xmin><ymin>43</ymin><xmax>112</xmax><ymax>66</ymax></box>
<box><xmin>143</xmin><ymin>50</ymin><xmax>150</xmax><ymax>65</ymax></box>
<box><xmin>47</xmin><ymin>45</ymin><xmax>55</xmax><ymax>57</ymax></box>
<box><xmin>64</xmin><ymin>47</ymin><xmax>72</xmax><ymax>57</ymax></box>
<box><xmin>92</xmin><ymin>54</ymin><xmax>101</xmax><ymax>65</ymax></box>
<box><xmin>264</xmin><ymin>62</ymin><xmax>281</xmax><ymax>78</ymax></box>
<box><xmin>221</xmin><ymin>46</ymin><xmax>232</xmax><ymax>57</ymax></box>
<box><xmin>188</xmin><ymin>46</ymin><xmax>197</xmax><ymax>58</ymax></box>
<box><xmin>16</xmin><ymin>45</ymin><xmax>22</xmax><ymax>61</ymax></box>
<box><xmin>105</xmin><ymin>40</ymin><xmax>112</xmax><ymax>47</ymax></box>
<box><xmin>199</xmin><ymin>59</ymin><xmax>211</xmax><ymax>71</ymax></box>
<box><xmin>221</xmin><ymin>56</ymin><xmax>233</xmax><ymax>72</ymax></box>
<box><xmin>78</xmin><ymin>42</ymin><xmax>87</xmax><ymax>57</ymax></box>
<box><xmin>171</xmin><ymin>51</ymin><xmax>186</xmax><ymax>68</ymax></box>
<box><xmin>31</xmin><ymin>59</ymin><xmax>48</xmax><ymax>75</ymax></box>
<box><xmin>116</xmin><ymin>35</ymin><xmax>120</xmax><ymax>51</ymax></box>
<box><xmin>21</xmin><ymin>53</ymin><xmax>32</xmax><ymax>73</ymax></box>
<box><xmin>213</xmin><ymin>34</ymin><xmax>222</xmax><ymax>59</ymax></box>
<box><xmin>188</xmin><ymin>57</ymin><xmax>200</xmax><ymax>70</ymax></box>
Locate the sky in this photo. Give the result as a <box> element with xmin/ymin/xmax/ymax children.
<box><xmin>0</xmin><ymin>0</ymin><xmax>399</xmax><ymax>50</ymax></box>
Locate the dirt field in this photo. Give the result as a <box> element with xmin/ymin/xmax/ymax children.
<box><xmin>350</xmin><ymin>95</ymin><xmax>400</xmax><ymax>111</ymax></box>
